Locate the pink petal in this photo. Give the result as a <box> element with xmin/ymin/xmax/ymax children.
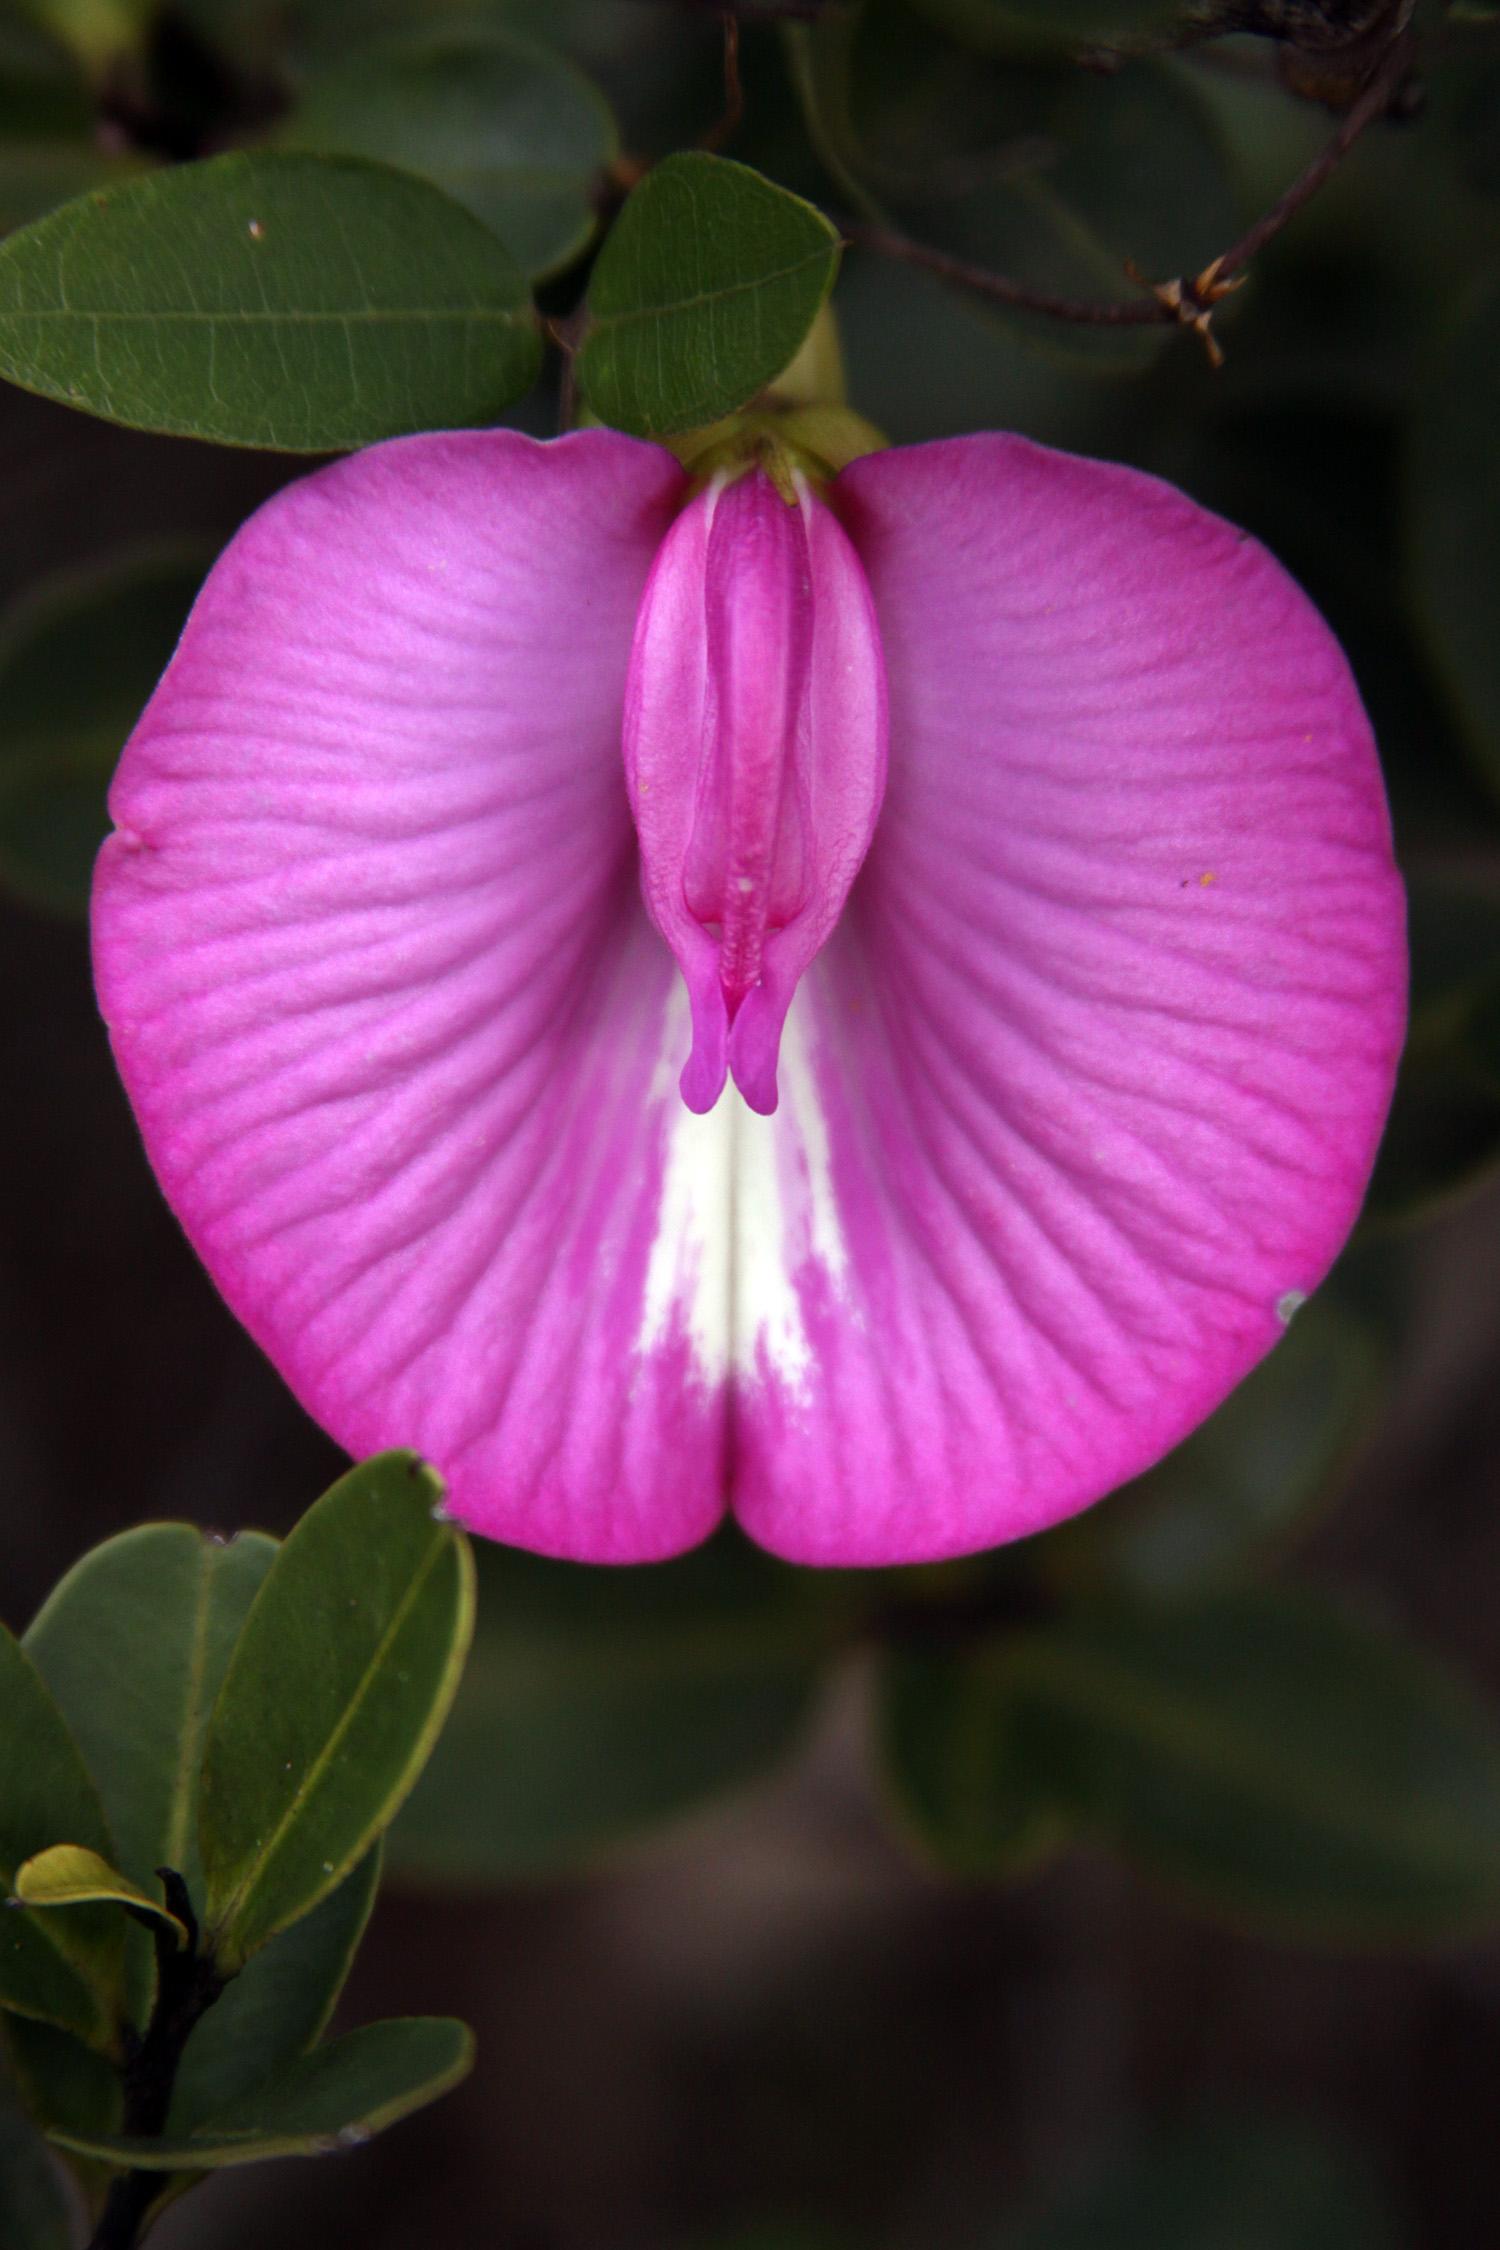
<box><xmin>93</xmin><ymin>429</ymin><xmax>729</xmax><ymax>1562</ymax></box>
<box><xmin>729</xmin><ymin>435</ymin><xmax>1406</xmax><ymax>1566</ymax></box>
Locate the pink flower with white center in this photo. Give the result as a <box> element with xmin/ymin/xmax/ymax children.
<box><xmin>91</xmin><ymin>425</ymin><xmax>1405</xmax><ymax>1565</ymax></box>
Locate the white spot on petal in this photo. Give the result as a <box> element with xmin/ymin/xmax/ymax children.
<box><xmin>1276</xmin><ymin>1289</ymin><xmax>1308</xmax><ymax>1326</ymax></box>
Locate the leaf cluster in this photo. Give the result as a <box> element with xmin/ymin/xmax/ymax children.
<box><xmin>1</xmin><ymin>1451</ymin><xmax>474</xmax><ymax>2247</ymax></box>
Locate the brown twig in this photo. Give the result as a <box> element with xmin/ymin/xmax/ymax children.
<box><xmin>844</xmin><ymin>17</ymin><xmax>1417</xmax><ymax>359</ymax></box>
<box><xmin>700</xmin><ymin>13</ymin><xmax>745</xmax><ymax>153</ymax></box>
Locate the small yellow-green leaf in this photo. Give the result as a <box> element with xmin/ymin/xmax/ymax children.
<box><xmin>52</xmin><ymin>2016</ymin><xmax>473</xmax><ymax>2168</ymax></box>
<box><xmin>12</xmin><ymin>1847</ymin><xmax>187</xmax><ymax>1945</ymax></box>
<box><xmin>199</xmin><ymin>1453</ymin><xmax>474</xmax><ymax>1972</ymax></box>
<box><xmin>580</xmin><ymin>152</ymin><xmax>841</xmax><ymax>438</ymax></box>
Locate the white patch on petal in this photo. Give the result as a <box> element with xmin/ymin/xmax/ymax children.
<box><xmin>638</xmin><ymin>992</ymin><xmax>851</xmax><ymax>1396</ymax></box>
<box><xmin>639</xmin><ymin>994</ymin><xmax>732</xmax><ymax>1383</ymax></box>
<box><xmin>733</xmin><ymin>1003</ymin><xmax>850</xmax><ymax>1394</ymax></box>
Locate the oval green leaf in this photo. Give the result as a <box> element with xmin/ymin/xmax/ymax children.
<box><xmin>0</xmin><ymin>1626</ymin><xmax>123</xmax><ymax>2049</ymax></box>
<box><xmin>0</xmin><ymin>150</ymin><xmax>541</xmax><ymax>449</ymax></box>
<box><xmin>25</xmin><ymin>1522</ymin><xmax>278</xmax><ymax>1904</ymax></box>
<box><xmin>198</xmin><ymin>1452</ymin><xmax>474</xmax><ymax>1972</ymax></box>
<box><xmin>281</xmin><ymin>27</ymin><xmax>617</xmax><ymax>280</ymax></box>
<box><xmin>53</xmin><ymin>2015</ymin><xmax>473</xmax><ymax>2168</ymax></box>
<box><xmin>393</xmin><ymin>1530</ymin><xmax>841</xmax><ymax>1882</ymax></box>
<box><xmin>0</xmin><ymin>548</ymin><xmax>204</xmax><ymax>914</ymax></box>
<box><xmin>580</xmin><ymin>152</ymin><xmax>841</xmax><ymax>438</ymax></box>
<box><xmin>1011</xmin><ymin>1592</ymin><xmax>1500</xmax><ymax>1939</ymax></box>
<box><xmin>13</xmin><ymin>1847</ymin><xmax>188</xmax><ymax>1946</ymax></box>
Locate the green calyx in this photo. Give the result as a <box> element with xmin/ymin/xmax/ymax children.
<box><xmin>668</xmin><ymin>403</ymin><xmax>888</xmax><ymax>500</ymax></box>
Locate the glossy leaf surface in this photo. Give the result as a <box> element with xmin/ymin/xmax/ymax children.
<box><xmin>199</xmin><ymin>1453</ymin><xmax>473</xmax><ymax>1970</ymax></box>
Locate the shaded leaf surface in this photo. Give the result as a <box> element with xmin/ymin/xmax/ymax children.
<box><xmin>54</xmin><ymin>2016</ymin><xmax>473</xmax><ymax>2167</ymax></box>
<box><xmin>0</xmin><ymin>1625</ymin><xmax>122</xmax><ymax>2046</ymax></box>
<box><xmin>0</xmin><ymin>2080</ymin><xmax>72</xmax><ymax>2250</ymax></box>
<box><xmin>883</xmin><ymin>1591</ymin><xmax>1500</xmax><ymax>1937</ymax></box>
<box><xmin>169</xmin><ymin>1848</ymin><xmax>381</xmax><ymax>2131</ymax></box>
<box><xmin>199</xmin><ymin>1453</ymin><xmax>473</xmax><ymax>1969</ymax></box>
<box><xmin>281</xmin><ymin>27</ymin><xmax>617</xmax><ymax>278</ymax></box>
<box><xmin>0</xmin><ymin>151</ymin><xmax>540</xmax><ymax>447</ymax></box>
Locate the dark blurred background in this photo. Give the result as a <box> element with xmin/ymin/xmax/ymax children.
<box><xmin>4</xmin><ymin>3</ymin><xmax>1500</xmax><ymax>2244</ymax></box>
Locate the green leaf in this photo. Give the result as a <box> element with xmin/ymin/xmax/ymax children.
<box><xmin>1040</xmin><ymin>1295</ymin><xmax>1384</xmax><ymax>1599</ymax></box>
<box><xmin>1006</xmin><ymin>2109</ymin><xmax>1398</xmax><ymax>2250</ymax></box>
<box><xmin>199</xmin><ymin>1452</ymin><xmax>474</xmax><ymax>1972</ymax></box>
<box><xmin>281</xmin><ymin>27</ymin><xmax>617</xmax><ymax>280</ymax></box>
<box><xmin>0</xmin><ymin>2078</ymin><xmax>72</xmax><ymax>2250</ymax></box>
<box><xmin>169</xmin><ymin>1848</ymin><xmax>381</xmax><ymax>2132</ymax></box>
<box><xmin>25</xmin><ymin>1523</ymin><xmax>277</xmax><ymax>1905</ymax></box>
<box><xmin>393</xmin><ymin>1529</ymin><xmax>842</xmax><ymax>1881</ymax></box>
<box><xmin>13</xmin><ymin>1846</ymin><xmax>188</xmax><ymax>1945</ymax></box>
<box><xmin>0</xmin><ymin>143</ymin><xmax>143</xmax><ymax>239</ymax></box>
<box><xmin>0</xmin><ymin>547</ymin><xmax>203</xmax><ymax>914</ymax></box>
<box><xmin>3</xmin><ymin>2014</ymin><xmax>122</xmax><ymax>2207</ymax></box>
<box><xmin>1410</xmin><ymin>284</ymin><xmax>1500</xmax><ymax>799</ymax></box>
<box><xmin>579</xmin><ymin>151</ymin><xmax>841</xmax><ymax>438</ymax></box>
<box><xmin>927</xmin><ymin>1591</ymin><xmax>1500</xmax><ymax>1939</ymax></box>
<box><xmin>0</xmin><ymin>150</ymin><xmax>541</xmax><ymax>450</ymax></box>
<box><xmin>0</xmin><ymin>1624</ymin><xmax>123</xmax><ymax>2048</ymax></box>
<box><xmin>53</xmin><ymin>2016</ymin><xmax>473</xmax><ymax>2168</ymax></box>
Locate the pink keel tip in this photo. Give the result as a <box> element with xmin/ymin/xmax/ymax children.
<box><xmin>624</xmin><ymin>467</ymin><xmax>887</xmax><ymax>1115</ymax></box>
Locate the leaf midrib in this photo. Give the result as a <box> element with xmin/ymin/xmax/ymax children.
<box><xmin>589</xmin><ymin>246</ymin><xmax>834</xmax><ymax>332</ymax></box>
<box><xmin>208</xmin><ymin>1538</ymin><xmax>446</xmax><ymax>1945</ymax></box>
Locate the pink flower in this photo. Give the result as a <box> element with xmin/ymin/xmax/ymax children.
<box><xmin>91</xmin><ymin>428</ymin><xmax>1405</xmax><ymax>1565</ymax></box>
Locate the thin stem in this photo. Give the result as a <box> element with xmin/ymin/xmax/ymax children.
<box><xmin>844</xmin><ymin>20</ymin><xmax>1416</xmax><ymax>348</ymax></box>
<box><xmin>85</xmin><ymin>1872</ymin><xmax>226</xmax><ymax>2250</ymax></box>
<box><xmin>700</xmin><ymin>13</ymin><xmax>745</xmax><ymax>153</ymax></box>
